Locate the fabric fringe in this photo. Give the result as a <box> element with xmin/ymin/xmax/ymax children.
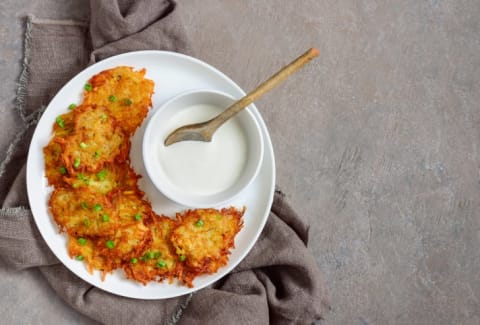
<box><xmin>1</xmin><ymin>14</ymin><xmax>45</xmax><ymax>182</ymax></box>
<box><xmin>0</xmin><ymin>206</ymin><xmax>31</xmax><ymax>216</ymax></box>
<box><xmin>15</xmin><ymin>15</ymin><xmax>33</xmax><ymax>123</ymax></box>
<box><xmin>165</xmin><ymin>293</ymin><xmax>193</xmax><ymax>325</ymax></box>
<box><xmin>29</xmin><ymin>16</ymin><xmax>88</xmax><ymax>27</ymax></box>
<box><xmin>0</xmin><ymin>110</ymin><xmax>42</xmax><ymax>181</ymax></box>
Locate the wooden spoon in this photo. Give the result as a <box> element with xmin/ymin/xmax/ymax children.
<box><xmin>164</xmin><ymin>47</ymin><xmax>320</xmax><ymax>146</ymax></box>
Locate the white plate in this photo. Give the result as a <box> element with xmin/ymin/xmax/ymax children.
<box><xmin>26</xmin><ymin>51</ymin><xmax>275</xmax><ymax>299</ymax></box>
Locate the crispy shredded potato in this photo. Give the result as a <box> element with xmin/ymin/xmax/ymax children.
<box><xmin>171</xmin><ymin>208</ymin><xmax>244</xmax><ymax>286</ymax></box>
<box><xmin>49</xmin><ymin>186</ymin><xmax>116</xmax><ymax>237</ymax></box>
<box><xmin>123</xmin><ymin>215</ymin><xmax>182</xmax><ymax>285</ymax></box>
<box><xmin>45</xmin><ymin>66</ymin><xmax>245</xmax><ymax>287</ymax></box>
<box><xmin>44</xmin><ymin>111</ymin><xmax>75</xmax><ymax>186</ymax></box>
<box><xmin>62</xmin><ymin>161</ymin><xmax>140</xmax><ymax>194</ymax></box>
<box><xmin>82</xmin><ymin>66</ymin><xmax>154</xmax><ymax>136</ymax></box>
<box><xmin>61</xmin><ymin>105</ymin><xmax>129</xmax><ymax>175</ymax></box>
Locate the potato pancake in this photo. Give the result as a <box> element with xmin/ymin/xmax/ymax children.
<box><xmin>67</xmin><ymin>222</ymin><xmax>152</xmax><ymax>279</ymax></box>
<box><xmin>62</xmin><ymin>161</ymin><xmax>140</xmax><ymax>194</ymax></box>
<box><xmin>44</xmin><ymin>138</ymin><xmax>68</xmax><ymax>186</ymax></box>
<box><xmin>123</xmin><ymin>215</ymin><xmax>181</xmax><ymax>285</ymax></box>
<box><xmin>170</xmin><ymin>208</ymin><xmax>244</xmax><ymax>278</ymax></box>
<box><xmin>44</xmin><ymin>111</ymin><xmax>75</xmax><ymax>186</ymax></box>
<box><xmin>68</xmin><ymin>235</ymin><xmax>112</xmax><ymax>277</ymax></box>
<box><xmin>49</xmin><ymin>186</ymin><xmax>152</xmax><ymax>236</ymax></box>
<box><xmin>44</xmin><ymin>66</ymin><xmax>245</xmax><ymax>287</ymax></box>
<box><xmin>109</xmin><ymin>188</ymin><xmax>153</xmax><ymax>225</ymax></box>
<box><xmin>82</xmin><ymin>66</ymin><xmax>154</xmax><ymax>135</ymax></box>
<box><xmin>49</xmin><ymin>187</ymin><xmax>117</xmax><ymax>237</ymax></box>
<box><xmin>96</xmin><ymin>222</ymin><xmax>152</xmax><ymax>262</ymax></box>
<box><xmin>61</xmin><ymin>105</ymin><xmax>129</xmax><ymax>175</ymax></box>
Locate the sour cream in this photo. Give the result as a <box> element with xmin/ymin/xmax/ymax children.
<box><xmin>157</xmin><ymin>104</ymin><xmax>248</xmax><ymax>195</ymax></box>
<box><xmin>143</xmin><ymin>89</ymin><xmax>263</xmax><ymax>207</ymax></box>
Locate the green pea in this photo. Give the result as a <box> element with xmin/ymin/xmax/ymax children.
<box><xmin>195</xmin><ymin>219</ymin><xmax>204</xmax><ymax>227</ymax></box>
<box><xmin>109</xmin><ymin>95</ymin><xmax>117</xmax><ymax>102</ymax></box>
<box><xmin>96</xmin><ymin>169</ymin><xmax>107</xmax><ymax>181</ymax></box>
<box><xmin>77</xmin><ymin>237</ymin><xmax>87</xmax><ymax>246</ymax></box>
<box><xmin>106</xmin><ymin>240</ymin><xmax>115</xmax><ymax>249</ymax></box>
<box><xmin>77</xmin><ymin>174</ymin><xmax>89</xmax><ymax>185</ymax></box>
<box><xmin>56</xmin><ymin>116</ymin><xmax>65</xmax><ymax>128</ymax></box>
<box><xmin>84</xmin><ymin>83</ymin><xmax>92</xmax><ymax>91</ymax></box>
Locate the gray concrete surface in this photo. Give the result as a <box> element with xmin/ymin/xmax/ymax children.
<box><xmin>1</xmin><ymin>0</ymin><xmax>480</xmax><ymax>324</ymax></box>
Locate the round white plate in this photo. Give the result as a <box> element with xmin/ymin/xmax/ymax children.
<box><xmin>26</xmin><ymin>51</ymin><xmax>275</xmax><ymax>299</ymax></box>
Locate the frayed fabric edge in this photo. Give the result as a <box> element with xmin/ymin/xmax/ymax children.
<box><xmin>165</xmin><ymin>293</ymin><xmax>193</xmax><ymax>325</ymax></box>
<box><xmin>15</xmin><ymin>15</ymin><xmax>87</xmax><ymax>123</ymax></box>
<box><xmin>0</xmin><ymin>109</ymin><xmax>42</xmax><ymax>181</ymax></box>
<box><xmin>3</xmin><ymin>13</ymin><xmax>44</xmax><ymax>179</ymax></box>
<box><xmin>29</xmin><ymin>15</ymin><xmax>88</xmax><ymax>27</ymax></box>
<box><xmin>0</xmin><ymin>206</ymin><xmax>31</xmax><ymax>216</ymax></box>
<box><xmin>15</xmin><ymin>15</ymin><xmax>33</xmax><ymax>123</ymax></box>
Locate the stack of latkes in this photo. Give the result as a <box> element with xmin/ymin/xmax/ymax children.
<box><xmin>44</xmin><ymin>67</ymin><xmax>244</xmax><ymax>287</ymax></box>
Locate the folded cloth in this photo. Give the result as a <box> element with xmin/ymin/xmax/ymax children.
<box><xmin>0</xmin><ymin>1</ymin><xmax>329</xmax><ymax>324</ymax></box>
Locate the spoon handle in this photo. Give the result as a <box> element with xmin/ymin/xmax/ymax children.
<box><xmin>208</xmin><ymin>47</ymin><xmax>320</xmax><ymax>130</ymax></box>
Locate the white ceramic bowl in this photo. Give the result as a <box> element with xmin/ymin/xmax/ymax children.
<box><xmin>142</xmin><ymin>89</ymin><xmax>264</xmax><ymax>208</ymax></box>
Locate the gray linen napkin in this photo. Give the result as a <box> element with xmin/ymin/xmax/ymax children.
<box><xmin>0</xmin><ymin>1</ymin><xmax>329</xmax><ymax>324</ymax></box>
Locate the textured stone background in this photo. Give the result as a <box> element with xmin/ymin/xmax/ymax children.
<box><xmin>1</xmin><ymin>0</ymin><xmax>480</xmax><ymax>324</ymax></box>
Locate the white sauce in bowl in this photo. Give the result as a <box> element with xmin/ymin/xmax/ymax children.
<box><xmin>143</xmin><ymin>89</ymin><xmax>264</xmax><ymax>208</ymax></box>
<box><xmin>156</xmin><ymin>104</ymin><xmax>248</xmax><ymax>195</ymax></box>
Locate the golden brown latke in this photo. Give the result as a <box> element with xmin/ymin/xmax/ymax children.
<box><xmin>44</xmin><ymin>111</ymin><xmax>75</xmax><ymax>185</ymax></box>
<box><xmin>123</xmin><ymin>215</ymin><xmax>182</xmax><ymax>285</ymax></box>
<box><xmin>49</xmin><ymin>187</ymin><xmax>117</xmax><ymax>237</ymax></box>
<box><xmin>82</xmin><ymin>66</ymin><xmax>154</xmax><ymax>136</ymax></box>
<box><xmin>44</xmin><ymin>138</ymin><xmax>68</xmax><ymax>186</ymax></box>
<box><xmin>62</xmin><ymin>161</ymin><xmax>140</xmax><ymax>194</ymax></box>
<box><xmin>49</xmin><ymin>185</ymin><xmax>152</xmax><ymax>237</ymax></box>
<box><xmin>109</xmin><ymin>188</ymin><xmax>153</xmax><ymax>225</ymax></box>
<box><xmin>97</xmin><ymin>222</ymin><xmax>153</xmax><ymax>263</ymax></box>
<box><xmin>68</xmin><ymin>235</ymin><xmax>111</xmax><ymax>277</ymax></box>
<box><xmin>61</xmin><ymin>105</ymin><xmax>129</xmax><ymax>175</ymax></box>
<box><xmin>44</xmin><ymin>66</ymin><xmax>245</xmax><ymax>287</ymax></box>
<box><xmin>171</xmin><ymin>208</ymin><xmax>244</xmax><ymax>278</ymax></box>
<box><xmin>67</xmin><ymin>222</ymin><xmax>152</xmax><ymax>280</ymax></box>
